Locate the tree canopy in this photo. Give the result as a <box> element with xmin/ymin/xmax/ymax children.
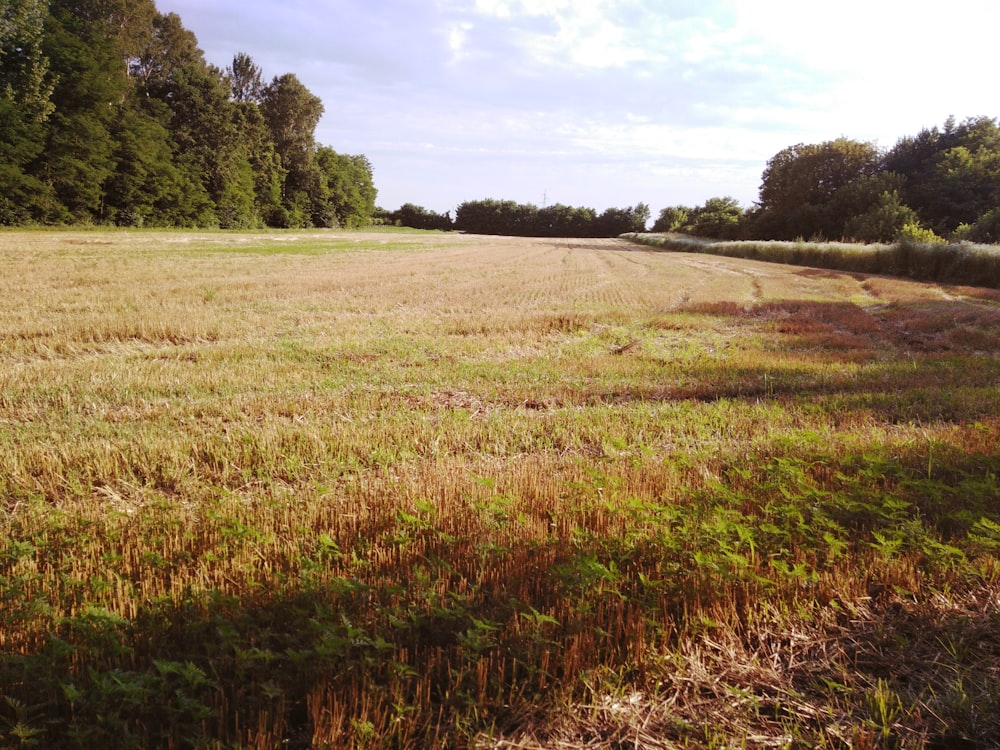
<box><xmin>0</xmin><ymin>0</ymin><xmax>376</xmax><ymax>228</ymax></box>
<box><xmin>446</xmin><ymin>199</ymin><xmax>648</xmax><ymax>237</ymax></box>
<box><xmin>656</xmin><ymin>118</ymin><xmax>1000</xmax><ymax>245</ymax></box>
<box><xmin>741</xmin><ymin>119</ymin><xmax>1000</xmax><ymax>243</ymax></box>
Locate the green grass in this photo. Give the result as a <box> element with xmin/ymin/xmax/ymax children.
<box><xmin>2</xmin><ymin>230</ymin><xmax>1000</xmax><ymax>748</ymax></box>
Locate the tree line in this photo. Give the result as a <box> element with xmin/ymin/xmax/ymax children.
<box><xmin>5</xmin><ymin>2</ymin><xmax>998</xmax><ymax>243</ymax></box>
<box><xmin>1</xmin><ymin>0</ymin><xmax>376</xmax><ymax>228</ymax></box>
<box><xmin>653</xmin><ymin>116</ymin><xmax>1000</xmax><ymax>245</ymax></box>
<box><xmin>379</xmin><ymin>200</ymin><xmax>651</xmax><ymax>237</ymax></box>
<box><xmin>384</xmin><ymin>117</ymin><xmax>1000</xmax><ymax>244</ymax></box>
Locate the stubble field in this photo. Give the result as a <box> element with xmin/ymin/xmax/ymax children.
<box><xmin>2</xmin><ymin>230</ymin><xmax>1000</xmax><ymax>748</ymax></box>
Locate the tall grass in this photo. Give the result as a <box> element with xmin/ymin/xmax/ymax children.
<box><xmin>1</xmin><ymin>231</ymin><xmax>1000</xmax><ymax>748</ymax></box>
<box><xmin>623</xmin><ymin>232</ymin><xmax>1000</xmax><ymax>288</ymax></box>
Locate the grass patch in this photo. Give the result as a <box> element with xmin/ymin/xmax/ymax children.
<box><xmin>2</xmin><ymin>231</ymin><xmax>1000</xmax><ymax>748</ymax></box>
<box><xmin>624</xmin><ymin>232</ymin><xmax>1000</xmax><ymax>289</ymax></box>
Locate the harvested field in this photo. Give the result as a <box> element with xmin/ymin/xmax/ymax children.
<box><xmin>2</xmin><ymin>230</ymin><xmax>1000</xmax><ymax>748</ymax></box>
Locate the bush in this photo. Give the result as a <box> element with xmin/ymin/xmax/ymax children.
<box><xmin>898</xmin><ymin>223</ymin><xmax>946</xmax><ymax>245</ymax></box>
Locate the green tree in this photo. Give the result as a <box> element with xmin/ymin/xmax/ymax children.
<box><xmin>687</xmin><ymin>196</ymin><xmax>743</xmax><ymax>238</ymax></box>
<box><xmin>225</xmin><ymin>54</ymin><xmax>284</xmax><ymax>225</ymax></box>
<box><xmin>842</xmin><ymin>190</ymin><xmax>919</xmax><ymax>243</ymax></box>
<box><xmin>536</xmin><ymin>203</ymin><xmax>597</xmax><ymax>236</ymax></box>
<box><xmin>387</xmin><ymin>203</ymin><xmax>453</xmax><ymax>230</ymax></box>
<box><xmin>261</xmin><ymin>72</ymin><xmax>325</xmax><ymax>225</ymax></box>
<box><xmin>34</xmin><ymin>2</ymin><xmax>128</xmax><ymax>221</ymax></box>
<box><xmin>886</xmin><ymin>117</ymin><xmax>1000</xmax><ymax>235</ymax></box>
<box><xmin>1</xmin><ymin>1</ymin><xmax>375</xmax><ymax>228</ymax></box>
<box><xmin>136</xmin><ymin>12</ymin><xmax>256</xmax><ymax>226</ymax></box>
<box><xmin>234</xmin><ymin>99</ymin><xmax>285</xmax><ymax>226</ymax></box>
<box><xmin>316</xmin><ymin>148</ymin><xmax>376</xmax><ymax>228</ymax></box>
<box><xmin>0</xmin><ymin>0</ymin><xmax>55</xmax><ymax>223</ymax></box>
<box><xmin>104</xmin><ymin>95</ymin><xmax>211</xmax><ymax>226</ymax></box>
<box><xmin>651</xmin><ymin>205</ymin><xmax>690</xmax><ymax>233</ymax></box>
<box><xmin>754</xmin><ymin>138</ymin><xmax>881</xmax><ymax>240</ymax></box>
<box><xmin>594</xmin><ymin>203</ymin><xmax>650</xmax><ymax>236</ymax></box>
<box><xmin>1</xmin><ymin>0</ymin><xmax>55</xmax><ymax>121</ymax></box>
<box><xmin>226</xmin><ymin>51</ymin><xmax>263</xmax><ymax>103</ymax></box>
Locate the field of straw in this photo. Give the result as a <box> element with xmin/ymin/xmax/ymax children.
<box><xmin>2</xmin><ymin>230</ymin><xmax>1000</xmax><ymax>748</ymax></box>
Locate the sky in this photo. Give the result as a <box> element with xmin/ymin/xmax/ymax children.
<box><xmin>155</xmin><ymin>0</ymin><xmax>1000</xmax><ymax>216</ymax></box>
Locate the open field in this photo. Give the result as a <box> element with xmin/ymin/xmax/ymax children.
<box><xmin>2</xmin><ymin>230</ymin><xmax>1000</xmax><ymax>748</ymax></box>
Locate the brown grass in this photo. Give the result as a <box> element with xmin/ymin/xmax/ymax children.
<box><xmin>2</xmin><ymin>230</ymin><xmax>1000</xmax><ymax>748</ymax></box>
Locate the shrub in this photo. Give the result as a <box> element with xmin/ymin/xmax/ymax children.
<box><xmin>898</xmin><ymin>222</ymin><xmax>946</xmax><ymax>245</ymax></box>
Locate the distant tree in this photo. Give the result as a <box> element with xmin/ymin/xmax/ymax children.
<box><xmin>455</xmin><ymin>199</ymin><xmax>647</xmax><ymax>237</ymax></box>
<box><xmin>455</xmin><ymin>199</ymin><xmax>529</xmax><ymax>235</ymax></box>
<box><xmin>594</xmin><ymin>203</ymin><xmax>650</xmax><ymax>236</ymax></box>
<box><xmin>67</xmin><ymin>0</ymin><xmax>156</xmax><ymax>71</ymax></box>
<box><xmin>651</xmin><ymin>205</ymin><xmax>690</xmax><ymax>233</ymax></box>
<box><xmin>1</xmin><ymin>0</ymin><xmax>55</xmax><ymax>121</ymax></box>
<box><xmin>34</xmin><ymin>3</ymin><xmax>127</xmax><ymax>221</ymax></box>
<box><xmin>390</xmin><ymin>203</ymin><xmax>453</xmax><ymax>230</ymax></box>
<box><xmin>232</xmin><ymin>98</ymin><xmax>285</xmax><ymax>225</ymax></box>
<box><xmin>687</xmin><ymin>196</ymin><xmax>743</xmax><ymax>238</ymax></box>
<box><xmin>754</xmin><ymin>138</ymin><xmax>881</xmax><ymax>240</ymax></box>
<box><xmin>316</xmin><ymin>148</ymin><xmax>376</xmax><ymax>228</ymax></box>
<box><xmin>103</xmin><ymin>96</ymin><xmax>210</xmax><ymax>226</ymax></box>
<box><xmin>842</xmin><ymin>190</ymin><xmax>919</xmax><ymax>243</ymax></box>
<box><xmin>536</xmin><ymin>203</ymin><xmax>597</xmax><ymax>237</ymax></box>
<box><xmin>0</xmin><ymin>1</ymin><xmax>377</xmax><ymax>228</ymax></box>
<box><xmin>954</xmin><ymin>209</ymin><xmax>1000</xmax><ymax>244</ymax></box>
<box><xmin>133</xmin><ymin>12</ymin><xmax>246</xmax><ymax>226</ymax></box>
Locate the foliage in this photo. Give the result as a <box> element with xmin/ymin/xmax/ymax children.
<box><xmin>651</xmin><ymin>205</ymin><xmax>689</xmax><ymax>233</ymax></box>
<box><xmin>730</xmin><ymin>117</ymin><xmax>1000</xmax><ymax>245</ymax></box>
<box><xmin>898</xmin><ymin>222</ymin><xmax>946</xmax><ymax>246</ymax></box>
<box><xmin>454</xmin><ymin>199</ymin><xmax>647</xmax><ymax>237</ymax></box>
<box><xmin>0</xmin><ymin>4</ymin><xmax>374</xmax><ymax>227</ymax></box>
<box><xmin>886</xmin><ymin>116</ymin><xmax>1000</xmax><ymax>235</ymax></box>
<box><xmin>751</xmin><ymin>138</ymin><xmax>882</xmax><ymax>240</ymax></box>
<box><xmin>842</xmin><ymin>187</ymin><xmax>919</xmax><ymax>243</ymax></box>
<box><xmin>379</xmin><ymin>203</ymin><xmax>454</xmax><ymax>230</ymax></box>
<box><xmin>0</xmin><ymin>0</ymin><xmax>55</xmax><ymax>224</ymax></box>
<box><xmin>316</xmin><ymin>149</ymin><xmax>378</xmax><ymax>229</ymax></box>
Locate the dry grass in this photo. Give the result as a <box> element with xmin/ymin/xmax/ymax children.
<box><xmin>2</xmin><ymin>230</ymin><xmax>1000</xmax><ymax>748</ymax></box>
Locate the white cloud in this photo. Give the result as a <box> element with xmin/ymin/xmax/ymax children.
<box><xmin>155</xmin><ymin>0</ymin><xmax>1000</xmax><ymax>213</ymax></box>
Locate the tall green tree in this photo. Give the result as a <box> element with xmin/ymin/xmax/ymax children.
<box><xmin>34</xmin><ymin>1</ymin><xmax>129</xmax><ymax>221</ymax></box>
<box><xmin>221</xmin><ymin>52</ymin><xmax>283</xmax><ymax>226</ymax></box>
<box><xmin>0</xmin><ymin>0</ymin><xmax>55</xmax><ymax>223</ymax></box>
<box><xmin>261</xmin><ymin>73</ymin><xmax>325</xmax><ymax>225</ymax></box>
<box><xmin>104</xmin><ymin>94</ymin><xmax>210</xmax><ymax>226</ymax></box>
<box><xmin>0</xmin><ymin>2</ymin><xmax>376</xmax><ymax>228</ymax></box>
<box><xmin>135</xmin><ymin>13</ymin><xmax>269</xmax><ymax>226</ymax></box>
